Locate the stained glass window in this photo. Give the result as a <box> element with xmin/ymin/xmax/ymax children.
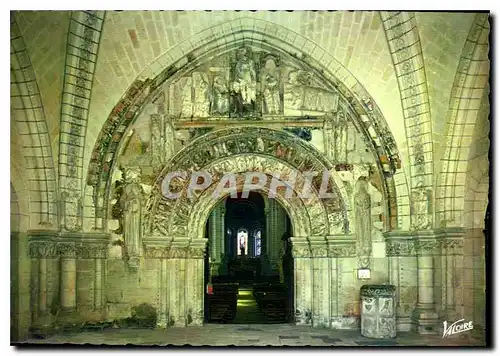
<box><xmin>254</xmin><ymin>230</ymin><xmax>261</xmax><ymax>256</ymax></box>
<box><xmin>237</xmin><ymin>229</ymin><xmax>248</xmax><ymax>256</ymax></box>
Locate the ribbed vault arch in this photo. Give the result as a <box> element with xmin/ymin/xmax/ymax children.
<box><xmin>57</xmin><ymin>10</ymin><xmax>105</xmax><ymax>231</ymax></box>
<box><xmin>380</xmin><ymin>11</ymin><xmax>435</xmax><ymax>230</ymax></box>
<box><xmin>10</xmin><ymin>14</ymin><xmax>57</xmax><ymax>228</ymax></box>
<box><xmin>435</xmin><ymin>13</ymin><xmax>490</xmax><ymax>228</ymax></box>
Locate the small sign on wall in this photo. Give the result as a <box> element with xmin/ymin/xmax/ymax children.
<box><xmin>357</xmin><ymin>268</ymin><xmax>371</xmax><ymax>280</ymax></box>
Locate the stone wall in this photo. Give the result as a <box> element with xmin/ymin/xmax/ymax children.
<box><xmin>11</xmin><ymin>232</ymin><xmax>31</xmax><ymax>341</ymax></box>
<box><xmin>105</xmin><ymin>258</ymin><xmax>160</xmax><ymax>321</ymax></box>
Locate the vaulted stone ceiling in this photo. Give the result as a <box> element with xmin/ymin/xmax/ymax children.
<box><xmin>10</xmin><ymin>10</ymin><xmax>490</xmax><ymax>230</ymax></box>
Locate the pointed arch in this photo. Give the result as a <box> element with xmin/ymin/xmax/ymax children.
<box><xmin>380</xmin><ymin>11</ymin><xmax>435</xmax><ymax>229</ymax></box>
<box><xmin>10</xmin><ymin>14</ymin><xmax>57</xmax><ymax>228</ymax></box>
<box><xmin>435</xmin><ymin>13</ymin><xmax>490</xmax><ymax>228</ymax></box>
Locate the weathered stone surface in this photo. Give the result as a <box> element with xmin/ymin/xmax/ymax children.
<box><xmin>361</xmin><ymin>284</ymin><xmax>396</xmax><ymax>339</ymax></box>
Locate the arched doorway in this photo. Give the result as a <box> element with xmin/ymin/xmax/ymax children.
<box><xmin>142</xmin><ymin>126</ymin><xmax>350</xmax><ymax>327</ymax></box>
<box><xmin>204</xmin><ymin>191</ymin><xmax>295</xmax><ymax>324</ymax></box>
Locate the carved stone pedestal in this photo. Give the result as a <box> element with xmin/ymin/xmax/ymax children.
<box><xmin>360</xmin><ymin>284</ymin><xmax>396</xmax><ymax>339</ymax></box>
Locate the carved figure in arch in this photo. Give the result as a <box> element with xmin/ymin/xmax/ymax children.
<box><xmin>263</xmin><ymin>73</ymin><xmax>281</xmax><ymax>115</ymax></box>
<box><xmin>284</xmin><ymin>71</ymin><xmax>304</xmax><ymax>110</ymax></box>
<box><xmin>121</xmin><ymin>167</ymin><xmax>144</xmax><ymax>270</ymax></box>
<box><xmin>410</xmin><ymin>183</ymin><xmax>430</xmax><ymax>230</ymax></box>
<box><xmin>150</xmin><ymin>114</ymin><xmax>164</xmax><ymax>168</ymax></box>
<box><xmin>193</xmin><ymin>72</ymin><xmax>210</xmax><ymax>117</ymax></box>
<box><xmin>180</xmin><ymin>77</ymin><xmax>193</xmax><ymax>117</ymax></box>
<box><xmin>210</xmin><ymin>75</ymin><xmax>229</xmax><ymax>115</ymax></box>
<box><xmin>354</xmin><ymin>177</ymin><xmax>372</xmax><ymax>269</ymax></box>
<box><xmin>231</xmin><ymin>47</ymin><xmax>257</xmax><ymax>117</ymax></box>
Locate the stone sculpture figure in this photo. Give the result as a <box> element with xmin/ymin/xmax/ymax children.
<box><xmin>234</xmin><ymin>48</ymin><xmax>256</xmax><ymax>104</ymax></box>
<box><xmin>410</xmin><ymin>183</ymin><xmax>430</xmax><ymax>230</ymax></box>
<box><xmin>231</xmin><ymin>47</ymin><xmax>257</xmax><ymax>117</ymax></box>
<box><xmin>121</xmin><ymin>166</ymin><xmax>144</xmax><ymax>270</ymax></box>
<box><xmin>263</xmin><ymin>73</ymin><xmax>281</xmax><ymax>114</ymax></box>
<box><xmin>150</xmin><ymin>114</ymin><xmax>164</xmax><ymax>168</ymax></box>
<box><xmin>333</xmin><ymin>109</ymin><xmax>348</xmax><ymax>162</ymax></box>
<box><xmin>284</xmin><ymin>71</ymin><xmax>304</xmax><ymax>110</ymax></box>
<box><xmin>180</xmin><ymin>76</ymin><xmax>193</xmax><ymax>117</ymax></box>
<box><xmin>354</xmin><ymin>177</ymin><xmax>372</xmax><ymax>269</ymax></box>
<box><xmin>193</xmin><ymin>72</ymin><xmax>210</xmax><ymax>117</ymax></box>
<box><xmin>211</xmin><ymin>76</ymin><xmax>229</xmax><ymax>115</ymax></box>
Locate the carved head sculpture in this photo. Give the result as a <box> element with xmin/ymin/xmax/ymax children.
<box><xmin>213</xmin><ymin>76</ymin><xmax>227</xmax><ymax>90</ymax></box>
<box><xmin>237</xmin><ymin>46</ymin><xmax>250</xmax><ymax>60</ymax></box>
<box><xmin>288</xmin><ymin>71</ymin><xmax>299</xmax><ymax>85</ymax></box>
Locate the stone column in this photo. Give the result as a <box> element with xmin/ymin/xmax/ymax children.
<box><xmin>441</xmin><ymin>229</ymin><xmax>464</xmax><ymax>321</ymax></box>
<box><xmin>384</xmin><ymin>232</ymin><xmax>416</xmax><ymax>332</ymax></box>
<box><xmin>186</xmin><ymin>240</ymin><xmax>207</xmax><ymax>326</ymax></box>
<box><xmin>157</xmin><ymin>258</ymin><xmax>168</xmax><ymax>328</ymax></box>
<box><xmin>266</xmin><ymin>199</ymin><xmax>286</xmax><ymax>274</ymax></box>
<box><xmin>144</xmin><ymin>243</ymin><xmax>170</xmax><ymax>328</ymax></box>
<box><xmin>38</xmin><ymin>257</ymin><xmax>47</xmax><ymax>316</ymax></box>
<box><xmin>94</xmin><ymin>258</ymin><xmax>103</xmax><ymax>311</ymax></box>
<box><xmin>412</xmin><ymin>233</ymin><xmax>439</xmax><ymax>334</ymax></box>
<box><xmin>291</xmin><ymin>237</ymin><xmax>312</xmax><ymax>325</ymax></box>
<box><xmin>29</xmin><ymin>241</ymin><xmax>57</xmax><ymax>322</ymax></box>
<box><xmin>327</xmin><ymin>236</ymin><xmax>357</xmax><ymax>329</ymax></box>
<box><xmin>93</xmin><ymin>243</ymin><xmax>107</xmax><ymax>312</ymax></box>
<box><xmin>208</xmin><ymin>204</ymin><xmax>224</xmax><ymax>275</ymax></box>
<box><xmin>59</xmin><ymin>244</ymin><xmax>77</xmax><ymax>312</ymax></box>
<box><xmin>310</xmin><ymin>237</ymin><xmax>329</xmax><ymax>328</ymax></box>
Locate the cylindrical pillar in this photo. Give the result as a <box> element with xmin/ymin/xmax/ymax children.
<box><xmin>94</xmin><ymin>258</ymin><xmax>103</xmax><ymax>311</ymax></box>
<box><xmin>38</xmin><ymin>258</ymin><xmax>47</xmax><ymax>315</ymax></box>
<box><xmin>412</xmin><ymin>237</ymin><xmax>439</xmax><ymax>334</ymax></box>
<box><xmin>60</xmin><ymin>257</ymin><xmax>77</xmax><ymax>310</ymax></box>
<box><xmin>417</xmin><ymin>255</ymin><xmax>434</xmax><ymax>306</ymax></box>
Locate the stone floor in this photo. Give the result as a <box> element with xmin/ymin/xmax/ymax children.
<box><xmin>20</xmin><ymin>324</ymin><xmax>486</xmax><ymax>347</ymax></box>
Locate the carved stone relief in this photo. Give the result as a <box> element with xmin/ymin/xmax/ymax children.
<box><xmin>144</xmin><ymin>127</ymin><xmax>349</xmax><ymax>240</ymax></box>
<box><xmin>230</xmin><ymin>47</ymin><xmax>258</xmax><ymax>118</ymax></box>
<box><xmin>410</xmin><ymin>182</ymin><xmax>431</xmax><ymax>230</ymax></box>
<box><xmin>121</xmin><ymin>166</ymin><xmax>145</xmax><ymax>270</ymax></box>
<box><xmin>354</xmin><ymin>177</ymin><xmax>372</xmax><ymax>269</ymax></box>
<box><xmin>28</xmin><ymin>241</ymin><xmax>108</xmax><ymax>259</ymax></box>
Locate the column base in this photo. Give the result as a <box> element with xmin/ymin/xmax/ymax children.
<box><xmin>156</xmin><ymin>312</ymin><xmax>168</xmax><ymax>329</ymax></box>
<box><xmin>411</xmin><ymin>307</ymin><xmax>438</xmax><ymax>334</ymax></box>
<box><xmin>396</xmin><ymin>315</ymin><xmax>412</xmax><ymax>332</ymax></box>
<box><xmin>170</xmin><ymin>316</ymin><xmax>187</xmax><ymax>327</ymax></box>
<box><xmin>311</xmin><ymin>315</ymin><xmax>329</xmax><ymax>328</ymax></box>
<box><xmin>330</xmin><ymin>316</ymin><xmax>360</xmax><ymax>330</ymax></box>
<box><xmin>396</xmin><ymin>306</ymin><xmax>412</xmax><ymax>332</ymax></box>
<box><xmin>188</xmin><ymin>317</ymin><xmax>204</xmax><ymax>326</ymax></box>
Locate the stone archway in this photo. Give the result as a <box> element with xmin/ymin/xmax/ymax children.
<box><xmin>142</xmin><ymin>126</ymin><xmax>355</xmax><ymax>328</ymax></box>
<box><xmin>145</xmin><ymin>127</ymin><xmax>350</xmax><ymax>239</ymax></box>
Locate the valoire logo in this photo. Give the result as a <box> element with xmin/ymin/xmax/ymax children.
<box><xmin>442</xmin><ymin>319</ymin><xmax>474</xmax><ymax>338</ymax></box>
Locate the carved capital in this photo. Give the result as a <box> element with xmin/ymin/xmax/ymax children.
<box><xmin>292</xmin><ymin>245</ymin><xmax>311</xmax><ymax>258</ymax></box>
<box><xmin>441</xmin><ymin>238</ymin><xmax>464</xmax><ymax>255</ymax></box>
<box><xmin>144</xmin><ymin>246</ymin><xmax>171</xmax><ymax>259</ymax></box>
<box><xmin>57</xmin><ymin>243</ymin><xmax>77</xmax><ymax>258</ymax></box>
<box><xmin>310</xmin><ymin>244</ymin><xmax>329</xmax><ymax>258</ymax></box>
<box><xmin>385</xmin><ymin>239</ymin><xmax>415</xmax><ymax>256</ymax></box>
<box><xmin>188</xmin><ymin>247</ymin><xmax>205</xmax><ymax>259</ymax></box>
<box><xmin>170</xmin><ymin>246</ymin><xmax>189</xmax><ymax>259</ymax></box>
<box><xmin>75</xmin><ymin>243</ymin><xmax>108</xmax><ymax>259</ymax></box>
<box><xmin>327</xmin><ymin>243</ymin><xmax>356</xmax><ymax>257</ymax></box>
<box><xmin>414</xmin><ymin>239</ymin><xmax>440</xmax><ymax>256</ymax></box>
<box><xmin>29</xmin><ymin>241</ymin><xmax>58</xmax><ymax>259</ymax></box>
